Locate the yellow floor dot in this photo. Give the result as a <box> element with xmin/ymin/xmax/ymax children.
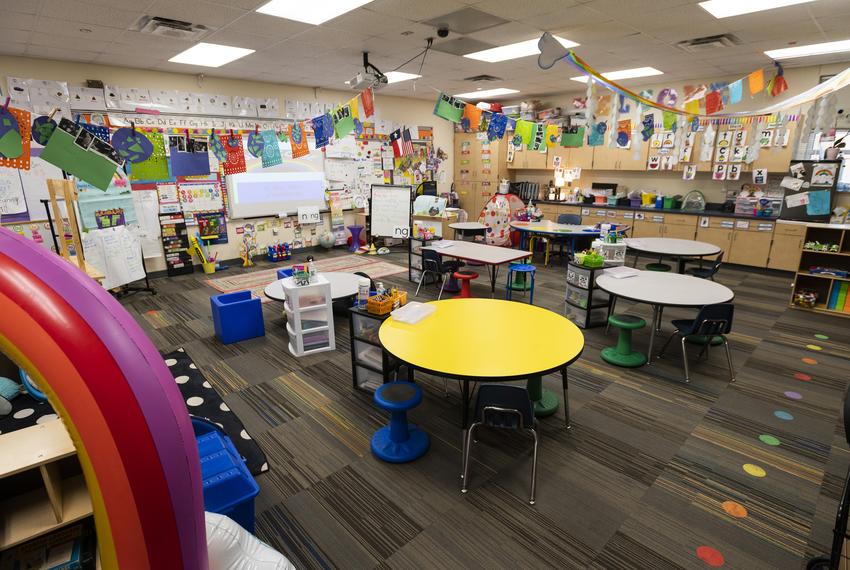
<box><xmin>806</xmin><ymin>344</ymin><xmax>822</xmax><ymax>351</ymax></box>
<box><xmin>743</xmin><ymin>463</ymin><xmax>766</xmax><ymax>477</ymax></box>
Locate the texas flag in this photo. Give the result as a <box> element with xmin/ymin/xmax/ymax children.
<box><xmin>389</xmin><ymin>128</ymin><xmax>403</xmax><ymax>157</ymax></box>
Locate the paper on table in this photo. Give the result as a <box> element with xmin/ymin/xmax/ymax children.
<box><xmin>431</xmin><ymin>241</ymin><xmax>453</xmax><ymax>249</ymax></box>
<box><xmin>604</xmin><ymin>266</ymin><xmax>639</xmax><ymax>279</ymax></box>
<box><xmin>785</xmin><ymin>192</ymin><xmax>809</xmax><ymax>208</ymax></box>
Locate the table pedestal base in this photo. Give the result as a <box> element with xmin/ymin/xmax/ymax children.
<box><xmin>527</xmin><ymin>375</ymin><xmax>559</xmax><ymax>417</ymax></box>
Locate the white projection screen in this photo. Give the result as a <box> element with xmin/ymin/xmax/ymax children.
<box><xmin>227</xmin><ymin>136</ymin><xmax>326</xmax><ymax>218</ymax></box>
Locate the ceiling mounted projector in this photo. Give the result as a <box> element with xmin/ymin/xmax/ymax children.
<box><xmin>347</xmin><ymin>52</ymin><xmax>388</xmax><ymax>90</ymax></box>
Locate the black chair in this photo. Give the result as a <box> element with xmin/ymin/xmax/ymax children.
<box><xmin>461</xmin><ymin>385</ymin><xmax>539</xmax><ymax>504</ymax></box>
<box><xmin>658</xmin><ymin>303</ymin><xmax>735</xmax><ymax>383</ymax></box>
<box><xmin>685</xmin><ymin>251</ymin><xmax>724</xmax><ymax>280</ymax></box>
<box><xmin>415</xmin><ymin>248</ymin><xmax>463</xmax><ymax>300</ymax></box>
<box><xmin>557</xmin><ymin>214</ymin><xmax>581</xmax><ymax>225</ymax></box>
<box><xmin>353</xmin><ymin>271</ymin><xmax>376</xmax><ymax>291</ymax></box>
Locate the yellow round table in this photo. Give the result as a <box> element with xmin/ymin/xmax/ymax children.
<box><xmin>379</xmin><ymin>299</ymin><xmax>585</xmax><ymax>427</ymax></box>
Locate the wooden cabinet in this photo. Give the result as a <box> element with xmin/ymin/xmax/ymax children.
<box><xmin>696</xmin><ymin>217</ymin><xmax>734</xmax><ymax>254</ymax></box>
<box><xmin>728</xmin><ymin>223</ymin><xmax>774</xmax><ymax>267</ymax></box>
<box><xmin>570</xmin><ymin>145</ymin><xmax>595</xmax><ymax>169</ymax></box>
<box><xmin>751</xmin><ymin>122</ymin><xmax>797</xmax><ymax>173</ymax></box>
<box><xmin>454</xmin><ymin>133</ymin><xmax>507</xmax><ymax>182</ymax></box>
<box><xmin>632</xmin><ymin>214</ymin><xmax>665</xmax><ymax>238</ymax></box>
<box><xmin>546</xmin><ymin>146</ymin><xmax>569</xmax><ymax>170</ymax></box>
<box><xmin>662</xmin><ymin>214</ymin><xmax>697</xmax><ymax>240</ymax></box>
<box><xmin>455</xmin><ymin>180</ymin><xmax>475</xmax><ymax>214</ymax></box>
<box><xmin>768</xmin><ymin>223</ymin><xmax>806</xmax><ymax>271</ymax></box>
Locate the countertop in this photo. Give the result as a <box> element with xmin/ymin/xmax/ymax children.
<box><xmin>537</xmin><ymin>200</ymin><xmax>778</xmax><ymax>221</ymax></box>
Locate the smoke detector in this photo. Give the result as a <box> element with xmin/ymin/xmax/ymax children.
<box><xmin>134</xmin><ymin>16</ymin><xmax>212</xmax><ymax>41</ymax></box>
<box><xmin>677</xmin><ymin>34</ymin><xmax>741</xmax><ymax>53</ymax></box>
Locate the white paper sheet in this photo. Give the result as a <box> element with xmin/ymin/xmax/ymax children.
<box><xmin>0</xmin><ymin>170</ymin><xmax>26</xmax><ymax>215</ymax></box>
<box><xmin>785</xmin><ymin>192</ymin><xmax>809</xmax><ymax>208</ymax></box>
<box><xmin>131</xmin><ymin>189</ymin><xmax>163</xmax><ymax>258</ymax></box>
<box><xmin>82</xmin><ymin>226</ymin><xmax>145</xmax><ymax>290</ymax></box>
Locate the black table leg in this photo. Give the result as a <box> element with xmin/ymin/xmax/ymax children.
<box><xmin>461</xmin><ymin>378</ymin><xmax>470</xmax><ymax>479</ymax></box>
<box><xmin>561</xmin><ymin>367</ymin><xmax>571</xmax><ymax>429</ymax></box>
<box><xmin>489</xmin><ymin>264</ymin><xmax>497</xmax><ymax>296</ymax></box>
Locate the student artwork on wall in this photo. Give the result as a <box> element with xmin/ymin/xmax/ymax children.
<box><xmin>727</xmin><ymin>163</ymin><xmax>741</xmax><ymax>180</ymax></box>
<box><xmin>260</xmin><ymin>130</ymin><xmax>282</xmax><ymax>168</ymax></box>
<box><xmin>0</xmin><ymin>107</ymin><xmax>31</xmax><ymax>170</ymax></box>
<box><xmin>221</xmin><ymin>134</ymin><xmax>247</xmax><ymax>175</ymax></box>
<box><xmin>289</xmin><ymin>122</ymin><xmax>309</xmax><ymax>159</ymax></box>
<box><xmin>560</xmin><ymin>125</ymin><xmax>584</xmax><ymax>147</ymax></box>
<box><xmin>647</xmin><ymin>155</ymin><xmax>660</xmax><ymax>171</ymax></box>
<box><xmin>759</xmin><ymin>129</ymin><xmax>774</xmax><ymax>147</ymax></box>
<box><xmin>682</xmin><ymin>164</ymin><xmax>697</xmax><ymax>180</ymax></box>
<box><xmin>616</xmin><ymin>119</ymin><xmax>631</xmax><ymax>149</ymax></box>
<box><xmin>712</xmin><ymin>164</ymin><xmax>727</xmax><ymax>181</ymax></box>
<box><xmin>41</xmin><ymin>118</ymin><xmax>122</xmax><ymax>190</ymax></box>
<box><xmin>129</xmin><ymin>131</ymin><xmax>169</xmax><ymax>181</ymax></box>
<box><xmin>169</xmin><ymin>135</ymin><xmax>211</xmax><ymax>177</ymax></box>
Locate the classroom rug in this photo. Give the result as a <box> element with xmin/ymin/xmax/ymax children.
<box><xmin>204</xmin><ymin>255</ymin><xmax>407</xmax><ymax>302</ymax></box>
<box><xmin>163</xmin><ymin>348</ymin><xmax>268</xmax><ymax>476</ymax></box>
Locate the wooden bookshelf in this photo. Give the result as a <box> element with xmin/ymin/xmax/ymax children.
<box><xmin>0</xmin><ymin>421</ymin><xmax>93</xmax><ymax>551</ymax></box>
<box><xmin>790</xmin><ymin>223</ymin><xmax>850</xmax><ymax>317</ymax></box>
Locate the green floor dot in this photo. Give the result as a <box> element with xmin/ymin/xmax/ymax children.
<box><xmin>814</xmin><ymin>333</ymin><xmax>829</xmax><ymax>340</ymax></box>
<box><xmin>759</xmin><ymin>434</ymin><xmax>781</xmax><ymax>446</ymax></box>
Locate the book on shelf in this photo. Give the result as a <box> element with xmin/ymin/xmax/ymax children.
<box><xmin>834</xmin><ymin>282</ymin><xmax>849</xmax><ymax>311</ymax></box>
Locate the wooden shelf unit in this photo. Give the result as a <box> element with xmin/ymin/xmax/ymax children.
<box><xmin>0</xmin><ymin>421</ymin><xmax>93</xmax><ymax>551</ymax></box>
<box><xmin>790</xmin><ymin>224</ymin><xmax>850</xmax><ymax>317</ymax></box>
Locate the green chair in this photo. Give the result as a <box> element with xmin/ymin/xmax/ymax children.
<box><xmin>601</xmin><ymin>314</ymin><xmax>647</xmax><ymax>367</ymax></box>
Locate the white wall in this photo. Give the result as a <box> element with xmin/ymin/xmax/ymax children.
<box><xmin>0</xmin><ymin>55</ymin><xmax>453</xmax><ymax>271</ymax></box>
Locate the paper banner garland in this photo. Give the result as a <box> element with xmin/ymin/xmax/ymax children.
<box><xmin>487</xmin><ymin>113</ymin><xmax>507</xmax><ymax>140</ymax></box>
<box><xmin>433</xmin><ymin>92</ymin><xmax>464</xmax><ymax>123</ymax></box>
<box><xmin>289</xmin><ymin>122</ymin><xmax>309</xmax><ymax>159</ymax></box>
<box><xmin>221</xmin><ymin>134</ymin><xmax>246</xmax><ymax>175</ymax></box>
<box><xmin>113</xmin><ymin>127</ymin><xmax>154</xmax><ymax>163</ymax></box>
<box><xmin>462</xmin><ymin>104</ymin><xmax>483</xmax><ymax>132</ymax></box>
<box><xmin>529</xmin><ymin>123</ymin><xmax>546</xmax><ymax>152</ymax></box>
<box><xmin>360</xmin><ymin>87</ymin><xmax>375</xmax><ymax>118</ymax></box>
<box><xmin>246</xmin><ymin>131</ymin><xmax>265</xmax><ymax>159</ymax></box>
<box><xmin>332</xmin><ymin>104</ymin><xmax>355</xmax><ymax>139</ymax></box>
<box><xmin>705</xmin><ymin>91</ymin><xmax>723</xmax><ymax>115</ymax></box>
<box><xmin>0</xmin><ymin>107</ymin><xmax>30</xmax><ymax>170</ymax></box>
<box><xmin>170</xmin><ymin>138</ymin><xmax>211</xmax><ymax>177</ymax></box>
<box><xmin>545</xmin><ymin>124</ymin><xmax>560</xmax><ymax>147</ymax></box>
<box><xmin>616</xmin><ymin>119</ymin><xmax>631</xmax><ymax>149</ymax></box>
<box><xmin>641</xmin><ymin>114</ymin><xmax>654</xmax><ymax>141</ymax></box>
<box><xmin>311</xmin><ymin>114</ymin><xmax>333</xmax><ymax>149</ymax></box>
<box><xmin>31</xmin><ymin>115</ymin><xmax>57</xmax><ymax>146</ymax></box>
<box><xmin>208</xmin><ymin>133</ymin><xmax>228</xmax><ymax>162</ymax></box>
<box><xmin>729</xmin><ymin>80</ymin><xmax>743</xmax><ymax>104</ymax></box>
<box><xmin>588</xmin><ymin>122</ymin><xmax>606</xmax><ymax>146</ymax></box>
<box><xmin>260</xmin><ymin>130</ymin><xmax>282</xmax><ymax>168</ymax></box>
<box><xmin>748</xmin><ymin>69</ymin><xmax>764</xmax><ymax>95</ymax></box>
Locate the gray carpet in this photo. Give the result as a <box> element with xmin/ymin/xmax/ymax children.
<box><xmin>119</xmin><ymin>247</ymin><xmax>850</xmax><ymax>569</ymax></box>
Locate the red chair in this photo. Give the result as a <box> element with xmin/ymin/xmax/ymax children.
<box><xmin>453</xmin><ymin>271</ymin><xmax>479</xmax><ymax>298</ymax></box>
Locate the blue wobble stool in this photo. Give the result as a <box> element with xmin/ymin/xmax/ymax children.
<box><xmin>506</xmin><ymin>263</ymin><xmax>536</xmax><ymax>304</ymax></box>
<box><xmin>371</xmin><ymin>382</ymin><xmax>429</xmax><ymax>463</ymax></box>
<box><xmin>211</xmin><ymin>291</ymin><xmax>265</xmax><ymax>344</ymax></box>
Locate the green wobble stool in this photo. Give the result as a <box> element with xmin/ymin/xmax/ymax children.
<box><xmin>645</xmin><ymin>262</ymin><xmax>671</xmax><ymax>272</ymax></box>
<box><xmin>601</xmin><ymin>314</ymin><xmax>648</xmax><ymax>367</ymax></box>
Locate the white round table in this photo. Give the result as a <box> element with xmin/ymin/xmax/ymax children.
<box><xmin>623</xmin><ymin>237</ymin><xmax>721</xmax><ymax>273</ymax></box>
<box><xmin>449</xmin><ymin>221</ymin><xmax>487</xmax><ymax>241</ymax></box>
<box><xmin>596</xmin><ymin>271</ymin><xmax>734</xmax><ymax>363</ymax></box>
<box><xmin>263</xmin><ymin>272</ymin><xmax>362</xmax><ymax>302</ymax></box>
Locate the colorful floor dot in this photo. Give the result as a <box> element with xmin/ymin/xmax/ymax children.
<box><xmin>801</xmin><ymin>357</ymin><xmax>818</xmax><ymax>365</ymax></box>
<box><xmin>759</xmin><ymin>434</ymin><xmax>781</xmax><ymax>446</ymax></box>
<box><xmin>743</xmin><ymin>463</ymin><xmax>766</xmax><ymax>477</ymax></box>
<box><xmin>784</xmin><ymin>391</ymin><xmax>802</xmax><ymax>400</ymax></box>
<box><xmin>696</xmin><ymin>545</ymin><xmax>725</xmax><ymax>567</ymax></box>
<box><xmin>806</xmin><ymin>344</ymin><xmax>823</xmax><ymax>351</ymax></box>
<box><xmin>814</xmin><ymin>333</ymin><xmax>829</xmax><ymax>340</ymax></box>
<box><xmin>774</xmin><ymin>410</ymin><xmax>794</xmax><ymax>421</ymax></box>
<box><xmin>794</xmin><ymin>372</ymin><xmax>812</xmax><ymax>382</ymax></box>
<box><xmin>721</xmin><ymin>501</ymin><xmax>748</xmax><ymax>518</ymax></box>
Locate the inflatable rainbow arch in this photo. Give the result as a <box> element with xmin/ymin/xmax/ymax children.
<box><xmin>0</xmin><ymin>228</ymin><xmax>207</xmax><ymax>569</ymax></box>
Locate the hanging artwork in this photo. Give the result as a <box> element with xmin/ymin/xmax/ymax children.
<box><xmin>208</xmin><ymin>132</ymin><xmax>228</xmax><ymax>162</ymax></box>
<box><xmin>545</xmin><ymin>124</ymin><xmax>560</xmax><ymax>148</ymax></box>
<box><xmin>641</xmin><ymin>114</ymin><xmax>654</xmax><ymax>141</ymax></box>
<box><xmin>129</xmin><ymin>131</ymin><xmax>169</xmax><ymax>181</ymax></box>
<box><xmin>112</xmin><ymin>127</ymin><xmax>154</xmax><ymax>163</ymax></box>
<box><xmin>647</xmin><ymin>155</ymin><xmax>660</xmax><ymax>171</ymax></box>
<box><xmin>712</xmin><ymin>163</ymin><xmax>727</xmax><ymax>181</ymax></box>
<box><xmin>705</xmin><ymin>91</ymin><xmax>723</xmax><ymax>115</ymax></box>
<box><xmin>260</xmin><ymin>130</ymin><xmax>282</xmax><ymax>168</ymax></box>
<box><xmin>462</xmin><ymin>104</ymin><xmax>482</xmax><ymax>132</ymax></box>
<box><xmin>31</xmin><ymin>115</ymin><xmax>57</xmax><ymax>146</ymax></box>
<box><xmin>683</xmin><ymin>164</ymin><xmax>696</xmax><ymax>180</ymax></box>
<box><xmin>360</xmin><ymin>87</ymin><xmax>375</xmax><ymax>118</ymax></box>
<box><xmin>727</xmin><ymin>163</ymin><xmax>741</xmax><ymax>180</ymax></box>
<box><xmin>486</xmin><ymin>113</ymin><xmax>507</xmax><ymax>140</ymax></box>
<box><xmin>332</xmin><ymin>104</ymin><xmax>355</xmax><ymax>138</ymax></box>
<box><xmin>588</xmin><ymin>122</ymin><xmax>606</xmax><ymax>146</ymax></box>
<box><xmin>515</xmin><ymin>120</ymin><xmax>534</xmax><ymax>146</ymax></box>
<box><xmin>289</xmin><ymin>122</ymin><xmax>309</xmax><ymax>158</ymax></box>
<box><xmin>246</xmin><ymin>131</ymin><xmax>265</xmax><ymax>158</ymax></box>
<box><xmin>312</xmin><ymin>113</ymin><xmax>333</xmax><ymax>149</ymax></box>
<box><xmin>0</xmin><ymin>107</ymin><xmax>31</xmax><ymax>170</ymax></box>
<box><xmin>560</xmin><ymin>126</ymin><xmax>585</xmax><ymax>147</ymax></box>
<box><xmin>221</xmin><ymin>134</ymin><xmax>247</xmax><ymax>175</ymax></box>
<box><xmin>616</xmin><ymin>119</ymin><xmax>631</xmax><ymax>149</ymax></box>
<box><xmin>759</xmin><ymin>129</ymin><xmax>774</xmax><ymax>147</ymax></box>
<box><xmin>529</xmin><ymin>124</ymin><xmax>546</xmax><ymax>152</ymax></box>
<box><xmin>433</xmin><ymin>92</ymin><xmax>464</xmax><ymax>123</ymax></box>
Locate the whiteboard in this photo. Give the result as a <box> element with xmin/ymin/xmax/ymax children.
<box><xmin>370</xmin><ymin>185</ymin><xmax>410</xmax><ymax>238</ymax></box>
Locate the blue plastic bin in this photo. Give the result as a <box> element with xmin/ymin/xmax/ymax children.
<box><xmin>276</xmin><ymin>268</ymin><xmax>293</xmax><ymax>280</ymax></box>
<box><xmin>211</xmin><ymin>291</ymin><xmax>265</xmax><ymax>344</ymax></box>
<box><xmin>194</xmin><ymin>421</ymin><xmax>260</xmax><ymax>533</ymax></box>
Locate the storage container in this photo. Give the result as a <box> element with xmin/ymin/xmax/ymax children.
<box><xmin>663</xmin><ymin>196</ymin><xmax>674</xmax><ymax>209</ymax></box>
<box><xmin>196</xmin><ymin>430</ymin><xmax>260</xmax><ymax>533</ymax></box>
<box><xmin>566</xmin><ymin>284</ymin><xmax>609</xmax><ymax>309</ymax></box>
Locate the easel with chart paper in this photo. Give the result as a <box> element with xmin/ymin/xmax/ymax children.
<box><xmin>45</xmin><ymin>179</ymin><xmax>104</xmax><ymax>283</ymax></box>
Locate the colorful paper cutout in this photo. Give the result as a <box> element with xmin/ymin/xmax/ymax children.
<box><xmin>220</xmin><ymin>134</ymin><xmax>246</xmax><ymax>175</ymax></box>
<box><xmin>289</xmin><ymin>122</ymin><xmax>309</xmax><ymax>159</ymax></box>
<box><xmin>260</xmin><ymin>130</ymin><xmax>282</xmax><ymax>168</ymax></box>
<box><xmin>433</xmin><ymin>92</ymin><xmax>464</xmax><ymax>123</ymax></box>
<box><xmin>0</xmin><ymin>107</ymin><xmax>30</xmax><ymax>170</ymax></box>
<box><xmin>560</xmin><ymin>126</ymin><xmax>585</xmax><ymax>147</ymax></box>
<box><xmin>129</xmin><ymin>131</ymin><xmax>169</xmax><ymax>181</ymax></box>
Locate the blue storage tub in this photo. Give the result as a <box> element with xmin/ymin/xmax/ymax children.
<box><xmin>193</xmin><ymin>419</ymin><xmax>260</xmax><ymax>533</ymax></box>
<box><xmin>276</xmin><ymin>268</ymin><xmax>293</xmax><ymax>280</ymax></box>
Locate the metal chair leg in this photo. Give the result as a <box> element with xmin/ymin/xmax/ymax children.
<box><xmin>443</xmin><ymin>378</ymin><xmax>449</xmax><ymax>397</ymax></box>
<box><xmin>697</xmin><ymin>341</ymin><xmax>709</xmax><ymax>360</ymax></box>
<box><xmin>605</xmin><ymin>296</ymin><xmax>617</xmax><ymax>334</ymax></box>
<box><xmin>415</xmin><ymin>270</ymin><xmax>428</xmax><ymax>296</ymax></box>
<box><xmin>680</xmin><ymin>336</ymin><xmax>690</xmax><ymax>383</ymax></box>
<box><xmin>529</xmin><ymin>428</ymin><xmax>539</xmax><ymax>505</ymax></box>
<box><xmin>437</xmin><ymin>272</ymin><xmax>447</xmax><ymax>300</ymax></box>
<box><xmin>723</xmin><ymin>337</ymin><xmax>735</xmax><ymax>382</ymax></box>
<box><xmin>461</xmin><ymin>423</ymin><xmax>478</xmax><ymax>492</ymax></box>
<box><xmin>658</xmin><ymin>330</ymin><xmax>678</xmax><ymax>358</ymax></box>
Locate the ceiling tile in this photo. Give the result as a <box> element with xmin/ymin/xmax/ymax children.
<box><xmin>203</xmin><ymin>28</ymin><xmax>279</xmax><ymax>50</ymax></box>
<box><xmin>478</xmin><ymin>0</ymin><xmax>579</xmax><ymax>20</ymax></box>
<box><xmin>325</xmin><ymin>10</ymin><xmax>415</xmax><ymax>36</ymax></box>
<box><xmin>6</xmin><ymin>0</ymin><xmax>45</xmax><ymax>15</ymax></box>
<box><xmin>220</xmin><ymin>11</ymin><xmax>312</xmax><ymax>38</ymax></box>
<box><xmin>522</xmin><ymin>4</ymin><xmax>612</xmax><ymax>32</ymax></box>
<box><xmin>465</xmin><ymin>21</ymin><xmax>543</xmax><ymax>45</ymax></box>
<box><xmin>0</xmin><ymin>12</ymin><xmax>37</xmax><ymax>31</ymax></box>
<box><xmin>0</xmin><ymin>43</ymin><xmax>28</xmax><ymax>56</ymax></box>
<box><xmin>143</xmin><ymin>0</ymin><xmax>249</xmax><ymax>30</ymax></box>
<box><xmin>367</xmin><ymin>0</ymin><xmax>469</xmax><ymax>23</ymax></box>
<box><xmin>0</xmin><ymin>29</ymin><xmax>32</xmax><ymax>44</ymax></box>
<box><xmin>41</xmin><ymin>0</ymin><xmax>144</xmax><ymax>29</ymax></box>
<box><xmin>33</xmin><ymin>17</ymin><xmax>126</xmax><ymax>43</ymax></box>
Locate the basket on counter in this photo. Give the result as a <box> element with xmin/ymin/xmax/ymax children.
<box><xmin>367</xmin><ymin>291</ymin><xmax>408</xmax><ymax>315</ymax></box>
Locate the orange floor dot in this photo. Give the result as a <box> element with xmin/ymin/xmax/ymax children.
<box><xmin>696</xmin><ymin>545</ymin><xmax>725</xmax><ymax>567</ymax></box>
<box><xmin>801</xmin><ymin>357</ymin><xmax>818</xmax><ymax>365</ymax></box>
<box><xmin>721</xmin><ymin>501</ymin><xmax>748</xmax><ymax>518</ymax></box>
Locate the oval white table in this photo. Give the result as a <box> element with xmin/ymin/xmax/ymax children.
<box><xmin>596</xmin><ymin>271</ymin><xmax>734</xmax><ymax>363</ymax></box>
<box><xmin>263</xmin><ymin>272</ymin><xmax>362</xmax><ymax>302</ymax></box>
<box><xmin>623</xmin><ymin>237</ymin><xmax>721</xmax><ymax>273</ymax></box>
<box><xmin>449</xmin><ymin>221</ymin><xmax>487</xmax><ymax>241</ymax></box>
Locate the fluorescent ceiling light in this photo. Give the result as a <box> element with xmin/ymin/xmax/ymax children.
<box><xmin>765</xmin><ymin>39</ymin><xmax>850</xmax><ymax>59</ymax></box>
<box><xmin>384</xmin><ymin>71</ymin><xmax>421</xmax><ymax>84</ymax></box>
<box><xmin>699</xmin><ymin>0</ymin><xmax>817</xmax><ymax>18</ymax></box>
<box><xmin>256</xmin><ymin>0</ymin><xmax>374</xmax><ymax>25</ymax></box>
<box><xmin>464</xmin><ymin>36</ymin><xmax>578</xmax><ymax>63</ymax></box>
<box><xmin>169</xmin><ymin>42</ymin><xmax>254</xmax><ymax>67</ymax></box>
<box><xmin>454</xmin><ymin>88</ymin><xmax>519</xmax><ymax>99</ymax></box>
<box><xmin>570</xmin><ymin>66</ymin><xmax>664</xmax><ymax>83</ymax></box>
